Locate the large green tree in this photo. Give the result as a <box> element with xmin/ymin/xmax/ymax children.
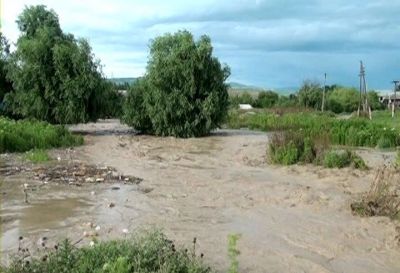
<box><xmin>5</xmin><ymin>5</ymin><xmax>110</xmax><ymax>124</ymax></box>
<box><xmin>123</xmin><ymin>30</ymin><xmax>230</xmax><ymax>137</ymax></box>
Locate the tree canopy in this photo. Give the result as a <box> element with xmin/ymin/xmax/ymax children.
<box><xmin>5</xmin><ymin>5</ymin><xmax>110</xmax><ymax>124</ymax></box>
<box><xmin>123</xmin><ymin>30</ymin><xmax>230</xmax><ymax>137</ymax></box>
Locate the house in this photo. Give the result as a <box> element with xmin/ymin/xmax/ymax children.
<box><xmin>379</xmin><ymin>94</ymin><xmax>400</xmax><ymax>108</ymax></box>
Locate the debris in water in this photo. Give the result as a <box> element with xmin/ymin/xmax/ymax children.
<box><xmin>31</xmin><ymin>163</ymin><xmax>142</xmax><ymax>185</ymax></box>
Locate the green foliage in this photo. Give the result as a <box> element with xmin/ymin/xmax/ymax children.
<box><xmin>323</xmin><ymin>150</ymin><xmax>352</xmax><ymax>168</ymax></box>
<box><xmin>367</xmin><ymin>91</ymin><xmax>384</xmax><ymax>110</ymax></box>
<box><xmin>123</xmin><ymin>30</ymin><xmax>230</xmax><ymax>137</ymax></box>
<box><xmin>24</xmin><ymin>149</ymin><xmax>50</xmax><ymax>163</ymax></box>
<box><xmin>327</xmin><ymin>87</ymin><xmax>359</xmax><ymax>113</ymax></box>
<box><xmin>0</xmin><ymin>33</ymin><xmax>12</xmax><ymax>106</ymax></box>
<box><xmin>5</xmin><ymin>5</ymin><xmax>111</xmax><ymax>124</ymax></box>
<box><xmin>227</xmin><ymin>110</ymin><xmax>400</xmax><ymax>148</ymax></box>
<box><xmin>298</xmin><ymin>80</ymin><xmax>322</xmax><ymax>109</ymax></box>
<box><xmin>254</xmin><ymin>91</ymin><xmax>279</xmax><ymax>108</ymax></box>
<box><xmin>323</xmin><ymin>150</ymin><xmax>368</xmax><ymax>169</ymax></box>
<box><xmin>0</xmin><ymin>117</ymin><xmax>83</xmax><ymax>153</ymax></box>
<box><xmin>227</xmin><ymin>234</ymin><xmax>241</xmax><ymax>273</ymax></box>
<box><xmin>3</xmin><ymin>231</ymin><xmax>212</xmax><ymax>273</ymax></box>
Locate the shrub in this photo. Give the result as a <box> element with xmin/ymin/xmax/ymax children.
<box><xmin>2</xmin><ymin>231</ymin><xmax>212</xmax><ymax>273</ymax></box>
<box><xmin>298</xmin><ymin>80</ymin><xmax>322</xmax><ymax>109</ymax></box>
<box><xmin>123</xmin><ymin>30</ymin><xmax>230</xmax><ymax>137</ymax></box>
<box><xmin>351</xmin><ymin>168</ymin><xmax>400</xmax><ymax>219</ymax></box>
<box><xmin>0</xmin><ymin>117</ymin><xmax>83</xmax><ymax>153</ymax></box>
<box><xmin>24</xmin><ymin>149</ymin><xmax>50</xmax><ymax>163</ymax></box>
<box><xmin>269</xmin><ymin>131</ymin><xmax>303</xmax><ymax>165</ymax></box>
<box><xmin>254</xmin><ymin>91</ymin><xmax>279</xmax><ymax>108</ymax></box>
<box><xmin>323</xmin><ymin>150</ymin><xmax>352</xmax><ymax>168</ymax></box>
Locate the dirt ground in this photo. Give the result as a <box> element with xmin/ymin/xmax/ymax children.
<box><xmin>1</xmin><ymin>120</ymin><xmax>400</xmax><ymax>272</ymax></box>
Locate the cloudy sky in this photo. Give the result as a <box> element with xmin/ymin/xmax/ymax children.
<box><xmin>2</xmin><ymin>0</ymin><xmax>400</xmax><ymax>90</ymax></box>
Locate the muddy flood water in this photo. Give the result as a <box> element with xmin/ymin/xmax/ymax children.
<box><xmin>1</xmin><ymin>120</ymin><xmax>400</xmax><ymax>272</ymax></box>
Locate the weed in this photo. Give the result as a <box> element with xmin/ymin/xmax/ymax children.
<box><xmin>227</xmin><ymin>234</ymin><xmax>241</xmax><ymax>273</ymax></box>
<box><xmin>351</xmin><ymin>167</ymin><xmax>400</xmax><ymax>219</ymax></box>
<box><xmin>24</xmin><ymin>149</ymin><xmax>50</xmax><ymax>163</ymax></box>
<box><xmin>2</xmin><ymin>231</ymin><xmax>212</xmax><ymax>273</ymax></box>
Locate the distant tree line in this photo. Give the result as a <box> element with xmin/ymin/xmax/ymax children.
<box><xmin>230</xmin><ymin>80</ymin><xmax>384</xmax><ymax>113</ymax></box>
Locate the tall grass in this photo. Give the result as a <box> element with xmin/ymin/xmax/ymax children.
<box><xmin>3</xmin><ymin>231</ymin><xmax>212</xmax><ymax>273</ymax></box>
<box><xmin>227</xmin><ymin>110</ymin><xmax>400</xmax><ymax>148</ymax></box>
<box><xmin>0</xmin><ymin>117</ymin><xmax>83</xmax><ymax>153</ymax></box>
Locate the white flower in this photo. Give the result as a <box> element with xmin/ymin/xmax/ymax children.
<box><xmin>95</xmin><ymin>225</ymin><xmax>101</xmax><ymax>231</ymax></box>
<box><xmin>384</xmin><ymin>127</ymin><xmax>387</xmax><ymax>131</ymax></box>
<box><xmin>89</xmin><ymin>241</ymin><xmax>95</xmax><ymax>247</ymax></box>
<box><xmin>122</xmin><ymin>228</ymin><xmax>129</xmax><ymax>234</ymax></box>
<box><xmin>57</xmin><ymin>156</ymin><xmax>61</xmax><ymax>161</ymax></box>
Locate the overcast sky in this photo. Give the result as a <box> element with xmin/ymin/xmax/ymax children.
<box><xmin>2</xmin><ymin>0</ymin><xmax>400</xmax><ymax>90</ymax></box>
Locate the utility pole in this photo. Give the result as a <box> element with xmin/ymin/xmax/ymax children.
<box><xmin>321</xmin><ymin>73</ymin><xmax>326</xmax><ymax>112</ymax></box>
<box><xmin>357</xmin><ymin>61</ymin><xmax>371</xmax><ymax>119</ymax></box>
<box><xmin>392</xmin><ymin>80</ymin><xmax>399</xmax><ymax>118</ymax></box>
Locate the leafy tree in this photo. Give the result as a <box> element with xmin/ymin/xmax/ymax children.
<box><xmin>367</xmin><ymin>90</ymin><xmax>384</xmax><ymax>110</ymax></box>
<box><xmin>255</xmin><ymin>91</ymin><xmax>279</xmax><ymax>108</ymax></box>
<box><xmin>5</xmin><ymin>5</ymin><xmax>110</xmax><ymax>124</ymax></box>
<box><xmin>123</xmin><ymin>30</ymin><xmax>230</xmax><ymax>137</ymax></box>
<box><xmin>298</xmin><ymin>80</ymin><xmax>322</xmax><ymax>109</ymax></box>
<box><xmin>0</xmin><ymin>34</ymin><xmax>12</xmax><ymax>105</ymax></box>
<box><xmin>327</xmin><ymin>87</ymin><xmax>359</xmax><ymax>113</ymax></box>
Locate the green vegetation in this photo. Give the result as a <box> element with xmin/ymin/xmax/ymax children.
<box><xmin>123</xmin><ymin>30</ymin><xmax>230</xmax><ymax>137</ymax></box>
<box><xmin>268</xmin><ymin>130</ymin><xmax>368</xmax><ymax>168</ymax></box>
<box><xmin>24</xmin><ymin>149</ymin><xmax>50</xmax><ymax>163</ymax></box>
<box><xmin>227</xmin><ymin>234</ymin><xmax>241</xmax><ymax>273</ymax></box>
<box><xmin>323</xmin><ymin>150</ymin><xmax>367</xmax><ymax>169</ymax></box>
<box><xmin>3</xmin><ymin>5</ymin><xmax>111</xmax><ymax>124</ymax></box>
<box><xmin>227</xmin><ymin>110</ymin><xmax>400</xmax><ymax>148</ymax></box>
<box><xmin>351</xmin><ymin>168</ymin><xmax>400</xmax><ymax>219</ymax></box>
<box><xmin>2</xmin><ymin>231</ymin><xmax>212</xmax><ymax>273</ymax></box>
<box><xmin>0</xmin><ymin>117</ymin><xmax>83</xmax><ymax>153</ymax></box>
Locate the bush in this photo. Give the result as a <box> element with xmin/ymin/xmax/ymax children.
<box><xmin>123</xmin><ymin>30</ymin><xmax>230</xmax><ymax>137</ymax></box>
<box><xmin>327</xmin><ymin>87</ymin><xmax>359</xmax><ymax>113</ymax></box>
<box><xmin>254</xmin><ymin>91</ymin><xmax>279</xmax><ymax>108</ymax></box>
<box><xmin>0</xmin><ymin>117</ymin><xmax>83</xmax><ymax>153</ymax></box>
<box><xmin>2</xmin><ymin>231</ymin><xmax>212</xmax><ymax>273</ymax></box>
<box><xmin>298</xmin><ymin>80</ymin><xmax>322</xmax><ymax>109</ymax></box>
<box><xmin>323</xmin><ymin>150</ymin><xmax>352</xmax><ymax>168</ymax></box>
<box><xmin>323</xmin><ymin>150</ymin><xmax>368</xmax><ymax>169</ymax></box>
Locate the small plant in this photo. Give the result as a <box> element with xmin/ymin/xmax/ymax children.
<box><xmin>3</xmin><ymin>231</ymin><xmax>212</xmax><ymax>273</ymax></box>
<box><xmin>227</xmin><ymin>234</ymin><xmax>241</xmax><ymax>273</ymax></box>
<box><xmin>351</xmin><ymin>167</ymin><xmax>400</xmax><ymax>219</ymax></box>
<box><xmin>350</xmin><ymin>154</ymin><xmax>369</xmax><ymax>170</ymax></box>
<box><xmin>323</xmin><ymin>150</ymin><xmax>352</xmax><ymax>168</ymax></box>
<box><xmin>24</xmin><ymin>149</ymin><xmax>50</xmax><ymax>163</ymax></box>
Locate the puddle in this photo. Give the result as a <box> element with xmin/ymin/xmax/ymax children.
<box><xmin>19</xmin><ymin>197</ymin><xmax>90</xmax><ymax>232</ymax></box>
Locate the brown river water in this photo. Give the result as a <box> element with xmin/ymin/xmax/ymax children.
<box><xmin>1</xmin><ymin>120</ymin><xmax>400</xmax><ymax>272</ymax></box>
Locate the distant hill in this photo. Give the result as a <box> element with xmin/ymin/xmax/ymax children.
<box><xmin>228</xmin><ymin>82</ymin><xmax>265</xmax><ymax>91</ymax></box>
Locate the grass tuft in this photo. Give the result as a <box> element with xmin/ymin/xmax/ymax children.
<box><xmin>24</xmin><ymin>149</ymin><xmax>50</xmax><ymax>163</ymax></box>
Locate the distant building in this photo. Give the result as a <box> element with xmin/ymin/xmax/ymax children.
<box><xmin>379</xmin><ymin>94</ymin><xmax>400</xmax><ymax>108</ymax></box>
<box><xmin>239</xmin><ymin>104</ymin><xmax>253</xmax><ymax>110</ymax></box>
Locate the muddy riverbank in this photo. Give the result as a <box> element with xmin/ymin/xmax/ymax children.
<box><xmin>1</xmin><ymin>120</ymin><xmax>400</xmax><ymax>272</ymax></box>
